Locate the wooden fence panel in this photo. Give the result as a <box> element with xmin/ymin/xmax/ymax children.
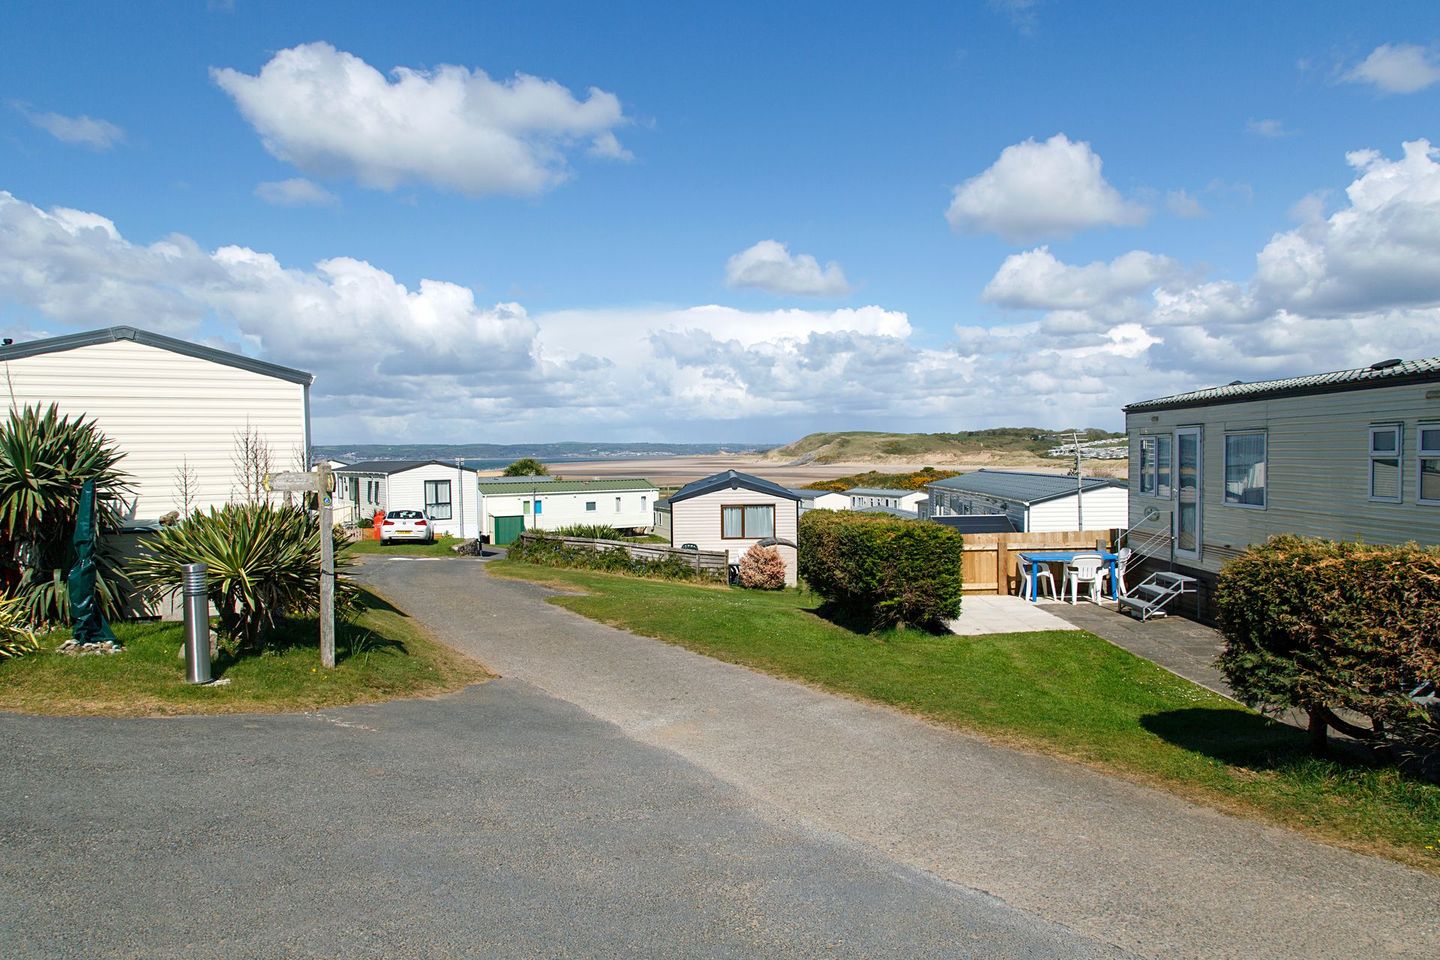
<box><xmin>960</xmin><ymin>529</ymin><xmax>1118</xmax><ymax>595</ymax></box>
<box><xmin>516</xmin><ymin>533</ymin><xmax>730</xmax><ymax>578</ymax></box>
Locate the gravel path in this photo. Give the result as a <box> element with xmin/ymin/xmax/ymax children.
<box><xmin>355</xmin><ymin>556</ymin><xmax>1440</xmax><ymax>960</ymax></box>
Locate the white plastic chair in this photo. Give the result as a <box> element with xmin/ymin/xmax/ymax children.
<box><xmin>1098</xmin><ymin>547</ymin><xmax>1132</xmax><ymax>600</ymax></box>
<box><xmin>1063</xmin><ymin>553</ymin><xmax>1104</xmax><ymax>605</ymax></box>
<box><xmin>1019</xmin><ymin>557</ymin><xmax>1057</xmax><ymax>600</ymax></box>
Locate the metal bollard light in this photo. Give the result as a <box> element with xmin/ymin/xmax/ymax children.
<box><xmin>182</xmin><ymin>562</ymin><xmax>212</xmax><ymax>684</ymax></box>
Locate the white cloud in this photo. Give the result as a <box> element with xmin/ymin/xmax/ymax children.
<box><xmin>14</xmin><ymin>104</ymin><xmax>124</xmax><ymax>150</ymax></box>
<box><xmin>946</xmin><ymin>134</ymin><xmax>1147</xmax><ymax>243</ymax></box>
<box><xmin>724</xmin><ymin>240</ymin><xmax>852</xmax><ymax>297</ymax></box>
<box><xmin>254</xmin><ymin>178</ymin><xmax>339</xmax><ymax>207</ymax></box>
<box><xmin>212</xmin><ymin>42</ymin><xmax>631</xmax><ymax>197</ymax></box>
<box><xmin>1165</xmin><ymin>189</ymin><xmax>1206</xmax><ymax>218</ymax></box>
<box><xmin>982</xmin><ymin>247</ymin><xmax>1180</xmax><ymax>310</ymax></box>
<box><xmin>1343</xmin><ymin>43</ymin><xmax>1440</xmax><ymax>94</ymax></box>
<box><xmin>1246</xmin><ymin>118</ymin><xmax>1295</xmax><ymax>139</ymax></box>
<box><xmin>5</xmin><ymin>140</ymin><xmax>1440</xmax><ymax>441</ymax></box>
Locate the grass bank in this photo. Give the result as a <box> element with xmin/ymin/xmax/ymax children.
<box><xmin>488</xmin><ymin>559</ymin><xmax>1440</xmax><ymax>869</ymax></box>
<box><xmin>0</xmin><ymin>588</ymin><xmax>487</xmax><ymax>717</ymax></box>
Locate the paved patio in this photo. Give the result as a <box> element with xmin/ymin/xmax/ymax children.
<box><xmin>947</xmin><ymin>594</ymin><xmax>1076</xmax><ymax>635</ymax></box>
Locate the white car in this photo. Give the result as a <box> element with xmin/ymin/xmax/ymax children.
<box><xmin>380</xmin><ymin>509</ymin><xmax>434</xmax><ymax>545</ymax></box>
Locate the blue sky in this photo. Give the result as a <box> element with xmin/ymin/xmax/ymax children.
<box><xmin>3</xmin><ymin>1</ymin><xmax>1439</xmax><ymax>443</ymax></box>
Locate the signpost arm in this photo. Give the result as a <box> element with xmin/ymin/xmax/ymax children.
<box><xmin>319</xmin><ymin>462</ymin><xmax>335</xmax><ymax>669</ymax></box>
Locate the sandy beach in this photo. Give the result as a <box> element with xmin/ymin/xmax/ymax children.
<box><xmin>481</xmin><ymin>454</ymin><xmax>1128</xmax><ymax>489</ymax></box>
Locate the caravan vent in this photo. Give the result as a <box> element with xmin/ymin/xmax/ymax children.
<box><xmin>1227</xmin><ymin>379</ymin><xmax>1244</xmax><ymax>386</ymax></box>
<box><xmin>1370</xmin><ymin>358</ymin><xmax>1403</xmax><ymax>370</ymax></box>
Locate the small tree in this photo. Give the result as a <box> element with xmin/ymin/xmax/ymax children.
<box><xmin>173</xmin><ymin>457</ymin><xmax>199</xmax><ymax>517</ymax></box>
<box><xmin>231</xmin><ymin>423</ymin><xmax>274</xmax><ymax>504</ymax></box>
<box><xmin>738</xmin><ymin>543</ymin><xmax>786</xmax><ymax>590</ymax></box>
<box><xmin>502</xmin><ymin>457</ymin><xmax>549</xmax><ymax>477</ymax></box>
<box><xmin>0</xmin><ymin>404</ymin><xmax>131</xmax><ymax>624</ymax></box>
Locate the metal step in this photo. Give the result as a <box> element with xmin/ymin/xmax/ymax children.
<box><xmin>1152</xmin><ymin>572</ymin><xmax>1198</xmax><ymax>586</ymax></box>
<box><xmin>1118</xmin><ymin>596</ymin><xmax>1167</xmax><ymax>619</ymax></box>
<box><xmin>1132</xmin><ymin>583</ymin><xmax>1168</xmax><ymax>599</ymax></box>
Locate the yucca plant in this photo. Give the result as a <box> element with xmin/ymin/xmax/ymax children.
<box><xmin>0</xmin><ymin>403</ymin><xmax>131</xmax><ymax>625</ymax></box>
<box><xmin>128</xmin><ymin>502</ymin><xmax>356</xmax><ymax>654</ymax></box>
<box><xmin>0</xmin><ymin>592</ymin><xmax>39</xmax><ymax>660</ymax></box>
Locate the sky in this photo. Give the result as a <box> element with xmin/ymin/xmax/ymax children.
<box><xmin>2</xmin><ymin>1</ymin><xmax>1439</xmax><ymax>444</ymax></box>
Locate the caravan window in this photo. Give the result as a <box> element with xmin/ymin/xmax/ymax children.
<box><xmin>1419</xmin><ymin>425</ymin><xmax>1440</xmax><ymax>505</ymax></box>
<box><xmin>1369</xmin><ymin>425</ymin><xmax>1402</xmax><ymax>502</ymax></box>
<box><xmin>1224</xmin><ymin>433</ymin><xmax>1267</xmax><ymax>508</ymax></box>
<box><xmin>721</xmin><ymin>504</ymin><xmax>774</xmax><ymax>539</ymax></box>
<box><xmin>1139</xmin><ymin>436</ymin><xmax>1173</xmax><ymax>497</ymax></box>
<box><xmin>425</xmin><ymin>480</ymin><xmax>453</xmax><ymax>519</ymax></box>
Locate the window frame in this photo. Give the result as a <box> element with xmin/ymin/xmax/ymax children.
<box><xmin>585</xmin><ymin>501</ymin><xmax>597</xmax><ymax>512</ymax></box>
<box><xmin>1138</xmin><ymin>435</ymin><xmax>1173</xmax><ymax>498</ymax></box>
<box><xmin>1368</xmin><ymin>424</ymin><xmax>1403</xmax><ymax>503</ymax></box>
<box><xmin>720</xmin><ymin>503</ymin><xmax>776</xmax><ymax>539</ymax></box>
<box><xmin>1419</xmin><ymin>423</ymin><xmax>1440</xmax><ymax>506</ymax></box>
<box><xmin>1222</xmin><ymin>431</ymin><xmax>1268</xmax><ymax>510</ymax></box>
<box><xmin>424</xmin><ymin>479</ymin><xmax>453</xmax><ymax>520</ymax></box>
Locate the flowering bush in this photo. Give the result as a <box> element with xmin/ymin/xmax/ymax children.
<box><xmin>738</xmin><ymin>543</ymin><xmax>786</xmax><ymax>590</ymax></box>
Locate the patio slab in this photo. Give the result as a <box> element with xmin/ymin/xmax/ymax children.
<box><xmin>948</xmin><ymin>595</ymin><xmax>1076</xmax><ymax>635</ymax></box>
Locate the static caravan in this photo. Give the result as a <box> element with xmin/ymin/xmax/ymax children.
<box><xmin>788</xmin><ymin>488</ymin><xmax>851</xmax><ymax>513</ymax></box>
<box><xmin>0</xmin><ymin>326</ymin><xmax>311</xmax><ymax>520</ymax></box>
<box><xmin>845</xmin><ymin>487</ymin><xmax>928</xmax><ymax>512</ymax></box>
<box><xmin>925</xmin><ymin>470</ymin><xmax>1127</xmax><ymax>533</ymax></box>
<box><xmin>475</xmin><ymin>477</ymin><xmax>659</xmax><ymax>545</ymax></box>
<box><xmin>668</xmin><ymin>470</ymin><xmax>801</xmax><ymax>585</ymax></box>
<box><xmin>333</xmin><ymin>460</ymin><xmax>480</xmax><ymax>539</ymax></box>
<box><xmin>1124</xmin><ymin>356</ymin><xmax>1440</xmax><ymax>616</ymax></box>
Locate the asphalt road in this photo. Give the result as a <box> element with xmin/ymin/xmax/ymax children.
<box><xmin>1</xmin><ymin>653</ymin><xmax>1126</xmax><ymax>956</ymax></box>
<box><xmin>355</xmin><ymin>556</ymin><xmax>1440</xmax><ymax>960</ymax></box>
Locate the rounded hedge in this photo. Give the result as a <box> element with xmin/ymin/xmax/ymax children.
<box><xmin>798</xmin><ymin>511</ymin><xmax>963</xmax><ymax>631</ymax></box>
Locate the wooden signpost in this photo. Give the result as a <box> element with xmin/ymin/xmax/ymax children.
<box><xmin>265</xmin><ymin>464</ymin><xmax>337</xmax><ymax>668</ymax></box>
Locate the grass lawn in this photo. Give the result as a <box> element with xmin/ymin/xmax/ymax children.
<box><xmin>346</xmin><ymin>534</ymin><xmax>468</xmax><ymax>558</ymax></box>
<box><xmin>489</xmin><ymin>559</ymin><xmax>1440</xmax><ymax>870</ymax></box>
<box><xmin>0</xmin><ymin>587</ymin><xmax>488</xmax><ymax>717</ymax></box>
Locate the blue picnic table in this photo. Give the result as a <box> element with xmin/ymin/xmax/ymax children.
<box><xmin>1017</xmin><ymin>550</ymin><xmax>1119</xmax><ymax>602</ymax></box>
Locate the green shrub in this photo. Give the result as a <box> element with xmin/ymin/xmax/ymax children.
<box><xmin>799</xmin><ymin>511</ymin><xmax>963</xmax><ymax>630</ymax></box>
<box><xmin>128</xmin><ymin>502</ymin><xmax>357</xmax><ymax>654</ymax></box>
<box><xmin>1216</xmin><ymin>535</ymin><xmax>1440</xmax><ymax>759</ymax></box>
<box><xmin>0</xmin><ymin>593</ymin><xmax>39</xmax><ymax>659</ymax></box>
<box><xmin>358</xmin><ymin>516</ymin><xmax>374</xmax><ymax>529</ymax></box>
<box><xmin>501</xmin><ymin>458</ymin><xmax>549</xmax><ymax>477</ymax></box>
<box><xmin>0</xmin><ymin>403</ymin><xmax>131</xmax><ymax>626</ymax></box>
<box><xmin>553</xmin><ymin>523</ymin><xmax>623</xmax><ymax>539</ymax></box>
<box><xmin>509</xmin><ymin>532</ymin><xmax>719</xmax><ymax>582</ymax></box>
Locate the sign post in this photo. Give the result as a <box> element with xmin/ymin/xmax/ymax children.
<box><xmin>265</xmin><ymin>466</ymin><xmax>337</xmax><ymax>668</ymax></box>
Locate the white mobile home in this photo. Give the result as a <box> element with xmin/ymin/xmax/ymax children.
<box><xmin>0</xmin><ymin>326</ymin><xmax>311</xmax><ymax>520</ymax></box>
<box><xmin>476</xmin><ymin>477</ymin><xmax>659</xmax><ymax>545</ymax></box>
<box><xmin>1124</xmin><ymin>356</ymin><xmax>1440</xmax><ymax>615</ymax></box>
<box><xmin>669</xmin><ymin>470</ymin><xmax>801</xmax><ymax>585</ymax></box>
<box><xmin>845</xmin><ymin>487</ymin><xmax>928</xmax><ymax>512</ymax></box>
<box><xmin>333</xmin><ymin>460</ymin><xmax>480</xmax><ymax>539</ymax></box>
<box><xmin>788</xmin><ymin>488</ymin><xmax>852</xmax><ymax>513</ymax></box>
<box><xmin>925</xmin><ymin>470</ymin><xmax>1127</xmax><ymax>533</ymax></box>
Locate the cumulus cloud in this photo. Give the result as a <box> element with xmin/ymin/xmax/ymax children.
<box><xmin>14</xmin><ymin>104</ymin><xmax>124</xmax><ymax>150</ymax></box>
<box><xmin>5</xmin><ymin>140</ymin><xmax>1440</xmax><ymax>441</ymax></box>
<box><xmin>946</xmin><ymin>134</ymin><xmax>1147</xmax><ymax>243</ymax></box>
<box><xmin>982</xmin><ymin>247</ymin><xmax>1180</xmax><ymax>310</ymax></box>
<box><xmin>1246</xmin><ymin>118</ymin><xmax>1295</xmax><ymax>139</ymax></box>
<box><xmin>1165</xmin><ymin>189</ymin><xmax>1206</xmax><ymax>218</ymax></box>
<box><xmin>724</xmin><ymin>240</ymin><xmax>852</xmax><ymax>297</ymax></box>
<box><xmin>254</xmin><ymin>178</ymin><xmax>338</xmax><ymax>207</ymax></box>
<box><xmin>212</xmin><ymin>42</ymin><xmax>631</xmax><ymax>197</ymax></box>
<box><xmin>1343</xmin><ymin>43</ymin><xmax>1440</xmax><ymax>94</ymax></box>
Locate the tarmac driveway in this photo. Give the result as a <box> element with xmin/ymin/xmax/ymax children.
<box><xmin>354</xmin><ymin>556</ymin><xmax>1440</xmax><ymax>960</ymax></box>
<box><xmin>2</xmin><ymin>635</ymin><xmax>1123</xmax><ymax>956</ymax></box>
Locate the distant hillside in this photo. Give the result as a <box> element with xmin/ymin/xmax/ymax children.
<box><xmin>765</xmin><ymin>429</ymin><xmax>1122</xmax><ymax>466</ymax></box>
<box><xmin>803</xmin><ymin>468</ymin><xmax>961</xmax><ymax>493</ymax></box>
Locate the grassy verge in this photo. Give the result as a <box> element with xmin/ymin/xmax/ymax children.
<box><xmin>0</xmin><ymin>588</ymin><xmax>488</xmax><ymax>717</ymax></box>
<box><xmin>489</xmin><ymin>559</ymin><xmax>1440</xmax><ymax>869</ymax></box>
<box><xmin>346</xmin><ymin>535</ymin><xmax>468</xmax><ymax>557</ymax></box>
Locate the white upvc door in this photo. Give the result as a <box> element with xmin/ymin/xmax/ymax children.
<box><xmin>1174</xmin><ymin>427</ymin><xmax>1202</xmax><ymax>562</ymax></box>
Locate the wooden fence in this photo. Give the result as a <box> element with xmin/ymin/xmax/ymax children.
<box><xmin>961</xmin><ymin>529</ymin><xmax>1119</xmax><ymax>595</ymax></box>
<box><xmin>515</xmin><ymin>532</ymin><xmax>730</xmax><ymax>579</ymax></box>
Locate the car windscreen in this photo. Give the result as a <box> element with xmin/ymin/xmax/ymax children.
<box><xmin>387</xmin><ymin>510</ymin><xmax>423</xmax><ymax>519</ymax></box>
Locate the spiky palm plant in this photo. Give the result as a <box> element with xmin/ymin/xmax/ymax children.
<box><xmin>0</xmin><ymin>593</ymin><xmax>39</xmax><ymax>659</ymax></box>
<box><xmin>128</xmin><ymin>502</ymin><xmax>356</xmax><ymax>654</ymax></box>
<box><xmin>0</xmin><ymin>404</ymin><xmax>131</xmax><ymax>625</ymax></box>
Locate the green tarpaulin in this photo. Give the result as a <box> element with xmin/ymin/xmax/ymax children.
<box><xmin>68</xmin><ymin>478</ymin><xmax>116</xmax><ymax>645</ymax></box>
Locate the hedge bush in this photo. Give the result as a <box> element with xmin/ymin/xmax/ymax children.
<box><xmin>799</xmin><ymin>511</ymin><xmax>963</xmax><ymax>631</ymax></box>
<box><xmin>1216</xmin><ymin>534</ymin><xmax>1440</xmax><ymax>762</ymax></box>
<box><xmin>553</xmin><ymin>523</ymin><xmax>623</xmax><ymax>540</ymax></box>
<box><xmin>508</xmin><ymin>532</ymin><xmax>719</xmax><ymax>582</ymax></box>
